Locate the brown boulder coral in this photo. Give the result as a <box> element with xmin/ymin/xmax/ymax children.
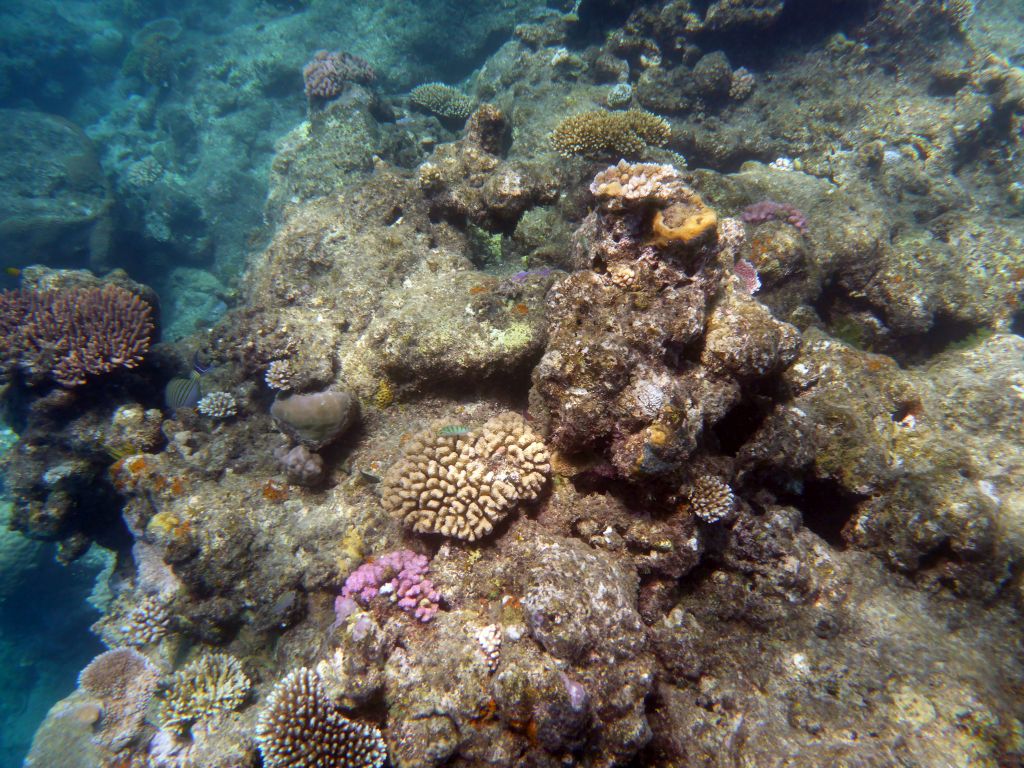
<box><xmin>382</xmin><ymin>412</ymin><xmax>551</xmax><ymax>541</ymax></box>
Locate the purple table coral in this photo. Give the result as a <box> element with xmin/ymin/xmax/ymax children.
<box><xmin>741</xmin><ymin>200</ymin><xmax>808</xmax><ymax>233</ymax></box>
<box><xmin>336</xmin><ymin>550</ymin><xmax>441</xmax><ymax>623</ymax></box>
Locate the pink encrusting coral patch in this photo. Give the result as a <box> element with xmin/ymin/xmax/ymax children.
<box><xmin>336</xmin><ymin>549</ymin><xmax>442</xmax><ymax>622</ymax></box>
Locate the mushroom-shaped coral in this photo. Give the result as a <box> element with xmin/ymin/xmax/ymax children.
<box><xmin>256</xmin><ymin>667</ymin><xmax>387</xmax><ymax>768</ymax></box>
<box><xmin>77</xmin><ymin>648</ymin><xmax>160</xmax><ymax>750</ymax></box>
<box><xmin>381</xmin><ymin>412</ymin><xmax>551</xmax><ymax>541</ymax></box>
<box><xmin>590</xmin><ymin>160</ymin><xmax>686</xmax><ymax>210</ymax></box>
<box><xmin>158</xmin><ymin>653</ymin><xmax>251</xmax><ymax>735</ymax></box>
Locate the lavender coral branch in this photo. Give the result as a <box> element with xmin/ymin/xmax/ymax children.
<box><xmin>336</xmin><ymin>550</ymin><xmax>441</xmax><ymax>623</ymax></box>
<box><xmin>741</xmin><ymin>200</ymin><xmax>808</xmax><ymax>233</ymax></box>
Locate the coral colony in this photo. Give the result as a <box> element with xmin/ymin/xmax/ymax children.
<box><xmin>7</xmin><ymin>2</ymin><xmax>1024</xmax><ymax>768</ymax></box>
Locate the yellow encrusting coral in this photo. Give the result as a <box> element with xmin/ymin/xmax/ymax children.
<box><xmin>649</xmin><ymin>195</ymin><xmax>718</xmax><ymax>247</ymax></box>
<box><xmin>550</xmin><ymin>109</ymin><xmax>671</xmax><ymax>159</ymax></box>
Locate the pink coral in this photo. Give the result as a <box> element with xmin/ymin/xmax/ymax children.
<box><xmin>337</xmin><ymin>550</ymin><xmax>441</xmax><ymax>622</ymax></box>
<box><xmin>302</xmin><ymin>50</ymin><xmax>375</xmax><ymax>101</ymax></box>
<box><xmin>741</xmin><ymin>200</ymin><xmax>808</xmax><ymax>233</ymax></box>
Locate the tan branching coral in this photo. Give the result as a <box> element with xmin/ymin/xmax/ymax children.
<box><xmin>0</xmin><ymin>284</ymin><xmax>154</xmax><ymax>386</ymax></box>
<box><xmin>550</xmin><ymin>109</ymin><xmax>670</xmax><ymax>159</ymax></box>
<box><xmin>77</xmin><ymin>647</ymin><xmax>160</xmax><ymax>750</ymax></box>
<box><xmin>590</xmin><ymin>160</ymin><xmax>686</xmax><ymax>209</ymax></box>
<box><xmin>256</xmin><ymin>667</ymin><xmax>387</xmax><ymax>768</ymax></box>
<box><xmin>159</xmin><ymin>653</ymin><xmax>251</xmax><ymax>734</ymax></box>
<box><xmin>686</xmin><ymin>476</ymin><xmax>735</xmax><ymax>523</ymax></box>
<box><xmin>409</xmin><ymin>83</ymin><xmax>473</xmax><ymax>121</ymax></box>
<box><xmin>382</xmin><ymin>412</ymin><xmax>551</xmax><ymax>541</ymax></box>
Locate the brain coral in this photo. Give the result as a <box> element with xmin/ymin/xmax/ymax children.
<box><xmin>382</xmin><ymin>412</ymin><xmax>551</xmax><ymax>541</ymax></box>
<box><xmin>159</xmin><ymin>653</ymin><xmax>251</xmax><ymax>734</ymax></box>
<box><xmin>550</xmin><ymin>109</ymin><xmax>670</xmax><ymax>159</ymax></box>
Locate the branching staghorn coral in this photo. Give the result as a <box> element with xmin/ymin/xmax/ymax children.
<box><xmin>0</xmin><ymin>284</ymin><xmax>154</xmax><ymax>386</ymax></box>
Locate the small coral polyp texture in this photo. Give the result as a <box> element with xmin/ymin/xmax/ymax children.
<box><xmin>256</xmin><ymin>667</ymin><xmax>386</xmax><ymax>768</ymax></box>
<box><xmin>382</xmin><ymin>412</ymin><xmax>551</xmax><ymax>541</ymax></box>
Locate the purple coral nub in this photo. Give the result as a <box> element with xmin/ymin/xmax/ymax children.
<box><xmin>741</xmin><ymin>200</ymin><xmax>808</xmax><ymax>233</ymax></box>
<box><xmin>337</xmin><ymin>549</ymin><xmax>441</xmax><ymax>622</ymax></box>
<box><xmin>302</xmin><ymin>50</ymin><xmax>375</xmax><ymax>101</ymax></box>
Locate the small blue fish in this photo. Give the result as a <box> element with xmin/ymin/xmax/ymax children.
<box><xmin>165</xmin><ymin>352</ymin><xmax>212</xmax><ymax>411</ymax></box>
<box><xmin>438</xmin><ymin>424</ymin><xmax>470</xmax><ymax>437</ymax></box>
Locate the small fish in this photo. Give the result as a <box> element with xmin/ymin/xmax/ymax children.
<box><xmin>438</xmin><ymin>424</ymin><xmax>470</xmax><ymax>437</ymax></box>
<box><xmin>3</xmin><ymin>267</ymin><xmax>20</xmax><ymax>277</ymax></box>
<box><xmin>509</xmin><ymin>268</ymin><xmax>553</xmax><ymax>284</ymax></box>
<box><xmin>164</xmin><ymin>351</ymin><xmax>212</xmax><ymax>411</ymax></box>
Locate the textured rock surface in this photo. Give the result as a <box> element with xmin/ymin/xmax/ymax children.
<box><xmin>0</xmin><ymin>110</ymin><xmax>113</xmax><ymax>271</ymax></box>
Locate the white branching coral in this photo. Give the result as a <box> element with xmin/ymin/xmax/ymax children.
<box><xmin>196</xmin><ymin>391</ymin><xmax>237</xmax><ymax>419</ymax></box>
<box><xmin>687</xmin><ymin>476</ymin><xmax>736</xmax><ymax>523</ymax></box>
<box><xmin>119</xmin><ymin>595</ymin><xmax>171</xmax><ymax>646</ymax></box>
<box><xmin>382</xmin><ymin>412</ymin><xmax>551</xmax><ymax>541</ymax></box>
<box><xmin>256</xmin><ymin>667</ymin><xmax>387</xmax><ymax>768</ymax></box>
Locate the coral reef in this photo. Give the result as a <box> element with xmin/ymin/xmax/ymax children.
<box><xmin>256</xmin><ymin>667</ymin><xmax>387</xmax><ymax>768</ymax></box>
<box><xmin>381</xmin><ymin>413</ymin><xmax>551</xmax><ymax>541</ymax></box>
<box><xmin>9</xmin><ymin>3</ymin><xmax>1024</xmax><ymax>767</ymax></box>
